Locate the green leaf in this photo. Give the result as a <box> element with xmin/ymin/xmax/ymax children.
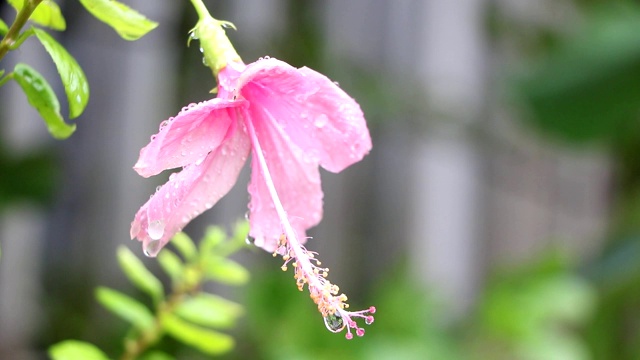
<box><xmin>33</xmin><ymin>28</ymin><xmax>89</xmax><ymax>119</ymax></box>
<box><xmin>157</xmin><ymin>249</ymin><xmax>183</xmax><ymax>280</ymax></box>
<box><xmin>199</xmin><ymin>226</ymin><xmax>226</xmax><ymax>256</ymax></box>
<box><xmin>11</xmin><ymin>0</ymin><xmax>66</xmax><ymax>31</ymax></box>
<box><xmin>174</xmin><ymin>293</ymin><xmax>243</xmax><ymax>328</ymax></box>
<box><xmin>171</xmin><ymin>232</ymin><xmax>197</xmax><ymax>261</ymax></box>
<box><xmin>12</xmin><ymin>63</ymin><xmax>75</xmax><ymax>139</ymax></box>
<box><xmin>78</xmin><ymin>0</ymin><xmax>158</xmax><ymax>41</ymax></box>
<box><xmin>117</xmin><ymin>246</ymin><xmax>164</xmax><ymax>303</ymax></box>
<box><xmin>95</xmin><ymin>286</ymin><xmax>155</xmax><ymax>330</ymax></box>
<box><xmin>204</xmin><ymin>257</ymin><xmax>249</xmax><ymax>285</ymax></box>
<box><xmin>162</xmin><ymin>313</ymin><xmax>234</xmax><ymax>355</ymax></box>
<box><xmin>0</xmin><ymin>19</ymin><xmax>8</xmax><ymax>35</ymax></box>
<box><xmin>514</xmin><ymin>5</ymin><xmax>640</xmax><ymax>144</ymax></box>
<box><xmin>49</xmin><ymin>340</ymin><xmax>110</xmax><ymax>360</ymax></box>
<box><xmin>232</xmin><ymin>220</ymin><xmax>250</xmax><ymax>244</ymax></box>
<box><xmin>138</xmin><ymin>351</ymin><xmax>174</xmax><ymax>360</ymax></box>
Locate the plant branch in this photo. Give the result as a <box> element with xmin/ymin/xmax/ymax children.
<box><xmin>0</xmin><ymin>0</ymin><xmax>43</xmax><ymax>61</ymax></box>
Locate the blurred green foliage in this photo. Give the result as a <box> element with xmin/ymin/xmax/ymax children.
<box><xmin>512</xmin><ymin>2</ymin><xmax>640</xmax><ymax>360</ymax></box>
<box><xmin>234</xmin><ymin>252</ymin><xmax>593</xmax><ymax>360</ymax></box>
<box><xmin>48</xmin><ymin>222</ymin><xmax>249</xmax><ymax>360</ymax></box>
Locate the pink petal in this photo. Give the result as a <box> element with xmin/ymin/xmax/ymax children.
<box><xmin>238</xmin><ymin>58</ymin><xmax>372</xmax><ymax>173</ymax></box>
<box><xmin>130</xmin><ymin>117</ymin><xmax>250</xmax><ymax>256</ymax></box>
<box><xmin>245</xmin><ymin>106</ymin><xmax>323</xmax><ymax>252</ymax></box>
<box><xmin>216</xmin><ymin>61</ymin><xmax>246</xmax><ymax>99</ymax></box>
<box><xmin>133</xmin><ymin>99</ymin><xmax>245</xmax><ymax>178</ymax></box>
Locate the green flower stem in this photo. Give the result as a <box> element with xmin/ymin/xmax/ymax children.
<box><xmin>0</xmin><ymin>0</ymin><xmax>43</xmax><ymax>61</ymax></box>
<box><xmin>189</xmin><ymin>0</ymin><xmax>211</xmax><ymax>21</ymax></box>
<box><xmin>0</xmin><ymin>72</ymin><xmax>12</xmax><ymax>87</ymax></box>
<box><xmin>188</xmin><ymin>0</ymin><xmax>241</xmax><ymax>77</ymax></box>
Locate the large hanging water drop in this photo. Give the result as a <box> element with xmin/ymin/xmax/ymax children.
<box><xmin>147</xmin><ymin>219</ymin><xmax>165</xmax><ymax>240</ymax></box>
<box><xmin>323</xmin><ymin>313</ymin><xmax>345</xmax><ymax>333</ymax></box>
<box><xmin>143</xmin><ymin>240</ymin><xmax>161</xmax><ymax>257</ymax></box>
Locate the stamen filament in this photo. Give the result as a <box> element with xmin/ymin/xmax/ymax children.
<box><xmin>243</xmin><ymin>113</ymin><xmax>375</xmax><ymax>338</ymax></box>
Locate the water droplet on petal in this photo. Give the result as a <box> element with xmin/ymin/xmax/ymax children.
<box><xmin>147</xmin><ymin>220</ymin><xmax>165</xmax><ymax>240</ymax></box>
<box><xmin>143</xmin><ymin>240</ymin><xmax>161</xmax><ymax>257</ymax></box>
<box><xmin>324</xmin><ymin>313</ymin><xmax>345</xmax><ymax>333</ymax></box>
<box><xmin>314</xmin><ymin>114</ymin><xmax>329</xmax><ymax>128</ymax></box>
<box><xmin>245</xmin><ymin>235</ymin><xmax>255</xmax><ymax>245</ymax></box>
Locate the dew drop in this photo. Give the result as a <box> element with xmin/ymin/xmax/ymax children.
<box><xmin>147</xmin><ymin>220</ymin><xmax>165</xmax><ymax>240</ymax></box>
<box><xmin>245</xmin><ymin>235</ymin><xmax>255</xmax><ymax>245</ymax></box>
<box><xmin>314</xmin><ymin>114</ymin><xmax>329</xmax><ymax>128</ymax></box>
<box><xmin>324</xmin><ymin>313</ymin><xmax>345</xmax><ymax>333</ymax></box>
<box><xmin>202</xmin><ymin>57</ymin><xmax>208</xmax><ymax>66</ymax></box>
<box><xmin>143</xmin><ymin>240</ymin><xmax>161</xmax><ymax>257</ymax></box>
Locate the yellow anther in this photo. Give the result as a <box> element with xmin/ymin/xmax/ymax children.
<box><xmin>281</xmin><ymin>265</ymin><xmax>287</xmax><ymax>271</ymax></box>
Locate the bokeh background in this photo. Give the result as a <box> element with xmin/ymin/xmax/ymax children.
<box><xmin>2</xmin><ymin>0</ymin><xmax>640</xmax><ymax>359</ymax></box>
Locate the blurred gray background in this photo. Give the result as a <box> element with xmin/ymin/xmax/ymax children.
<box><xmin>0</xmin><ymin>0</ymin><xmax>616</xmax><ymax>359</ymax></box>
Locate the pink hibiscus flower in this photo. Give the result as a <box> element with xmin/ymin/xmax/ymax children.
<box><xmin>130</xmin><ymin>57</ymin><xmax>375</xmax><ymax>337</ymax></box>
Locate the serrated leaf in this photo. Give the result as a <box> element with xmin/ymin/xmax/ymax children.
<box><xmin>204</xmin><ymin>257</ymin><xmax>249</xmax><ymax>285</ymax></box>
<box><xmin>117</xmin><ymin>246</ymin><xmax>164</xmax><ymax>303</ymax></box>
<box><xmin>33</xmin><ymin>28</ymin><xmax>89</xmax><ymax>119</ymax></box>
<box><xmin>0</xmin><ymin>19</ymin><xmax>8</xmax><ymax>35</ymax></box>
<box><xmin>157</xmin><ymin>249</ymin><xmax>183</xmax><ymax>280</ymax></box>
<box><xmin>138</xmin><ymin>351</ymin><xmax>174</xmax><ymax>360</ymax></box>
<box><xmin>95</xmin><ymin>287</ymin><xmax>154</xmax><ymax>330</ymax></box>
<box><xmin>49</xmin><ymin>340</ymin><xmax>109</xmax><ymax>360</ymax></box>
<box><xmin>78</xmin><ymin>0</ymin><xmax>157</xmax><ymax>40</ymax></box>
<box><xmin>12</xmin><ymin>63</ymin><xmax>75</xmax><ymax>139</ymax></box>
<box><xmin>171</xmin><ymin>232</ymin><xmax>197</xmax><ymax>261</ymax></box>
<box><xmin>162</xmin><ymin>313</ymin><xmax>234</xmax><ymax>355</ymax></box>
<box><xmin>8</xmin><ymin>0</ymin><xmax>66</xmax><ymax>30</ymax></box>
<box><xmin>174</xmin><ymin>293</ymin><xmax>243</xmax><ymax>328</ymax></box>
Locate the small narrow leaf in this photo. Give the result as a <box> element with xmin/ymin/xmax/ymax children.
<box><xmin>175</xmin><ymin>293</ymin><xmax>243</xmax><ymax>328</ymax></box>
<box><xmin>171</xmin><ymin>232</ymin><xmax>197</xmax><ymax>261</ymax></box>
<box><xmin>13</xmin><ymin>63</ymin><xmax>75</xmax><ymax>139</ymax></box>
<box><xmin>117</xmin><ymin>246</ymin><xmax>164</xmax><ymax>303</ymax></box>
<box><xmin>162</xmin><ymin>313</ymin><xmax>234</xmax><ymax>355</ymax></box>
<box><xmin>199</xmin><ymin>226</ymin><xmax>226</xmax><ymax>256</ymax></box>
<box><xmin>49</xmin><ymin>340</ymin><xmax>110</xmax><ymax>360</ymax></box>
<box><xmin>157</xmin><ymin>249</ymin><xmax>183</xmax><ymax>280</ymax></box>
<box><xmin>0</xmin><ymin>19</ymin><xmax>8</xmax><ymax>35</ymax></box>
<box><xmin>33</xmin><ymin>28</ymin><xmax>89</xmax><ymax>119</ymax></box>
<box><xmin>8</xmin><ymin>0</ymin><xmax>66</xmax><ymax>30</ymax></box>
<box><xmin>232</xmin><ymin>220</ymin><xmax>250</xmax><ymax>244</ymax></box>
<box><xmin>138</xmin><ymin>351</ymin><xmax>174</xmax><ymax>360</ymax></box>
<box><xmin>78</xmin><ymin>0</ymin><xmax>158</xmax><ymax>40</ymax></box>
<box><xmin>95</xmin><ymin>287</ymin><xmax>154</xmax><ymax>330</ymax></box>
<box><xmin>204</xmin><ymin>258</ymin><xmax>249</xmax><ymax>285</ymax></box>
